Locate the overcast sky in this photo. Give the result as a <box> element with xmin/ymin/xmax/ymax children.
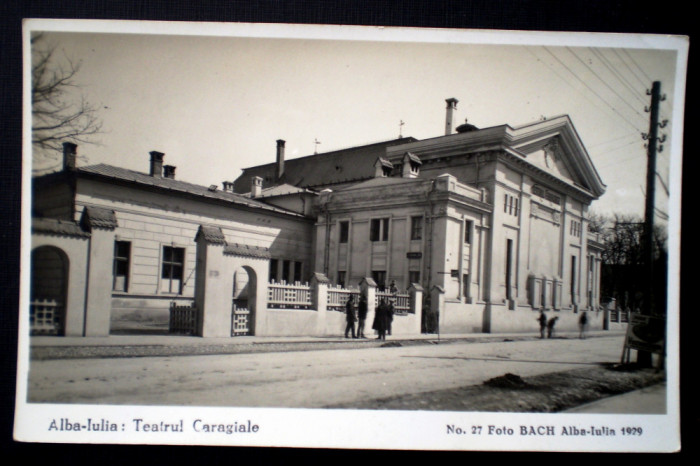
<box><xmin>28</xmin><ymin>22</ymin><xmax>686</xmax><ymax>219</ymax></box>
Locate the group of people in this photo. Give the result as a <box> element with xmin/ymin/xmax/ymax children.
<box><xmin>537</xmin><ymin>310</ymin><xmax>589</xmax><ymax>339</ymax></box>
<box><xmin>344</xmin><ymin>295</ymin><xmax>394</xmax><ymax>340</ymax></box>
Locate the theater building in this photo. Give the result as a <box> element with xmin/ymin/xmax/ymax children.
<box><xmin>29</xmin><ymin>99</ymin><xmax>606</xmax><ymax>338</ymax></box>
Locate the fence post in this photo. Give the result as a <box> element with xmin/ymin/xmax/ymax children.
<box><xmin>409</xmin><ymin>283</ymin><xmax>424</xmax><ymax>335</ymax></box>
<box><xmin>193</xmin><ymin>225</ymin><xmax>231</xmax><ymax>337</ymax></box>
<box><xmin>360</xmin><ymin>277</ymin><xmax>377</xmax><ymax>336</ymax></box>
<box><xmin>312</xmin><ymin>272</ymin><xmax>330</xmax><ymax>335</ymax></box>
<box><xmin>431</xmin><ymin>285</ymin><xmax>445</xmax><ymax>335</ymax></box>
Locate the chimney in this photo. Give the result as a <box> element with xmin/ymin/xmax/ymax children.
<box><xmin>276</xmin><ymin>139</ymin><xmax>286</xmax><ymax>180</ymax></box>
<box><xmin>445</xmin><ymin>98</ymin><xmax>459</xmax><ymax>135</ymax></box>
<box><xmin>163</xmin><ymin>165</ymin><xmax>176</xmax><ymax>179</ymax></box>
<box><xmin>63</xmin><ymin>142</ymin><xmax>78</xmax><ymax>171</ymax></box>
<box><xmin>251</xmin><ymin>176</ymin><xmax>263</xmax><ymax>198</ymax></box>
<box><xmin>149</xmin><ymin>151</ymin><xmax>164</xmax><ymax>177</ymax></box>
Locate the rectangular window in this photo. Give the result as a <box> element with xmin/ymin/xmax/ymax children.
<box><xmin>370</xmin><ymin>218</ymin><xmax>389</xmax><ymax>242</ymax></box>
<box><xmin>337</xmin><ymin>271</ymin><xmax>346</xmax><ymax>288</ymax></box>
<box><xmin>282</xmin><ymin>259</ymin><xmax>291</xmax><ymax>283</ymax></box>
<box><xmin>372</xmin><ymin>271</ymin><xmax>387</xmax><ymax>291</ymax></box>
<box><xmin>339</xmin><ymin>221</ymin><xmax>349</xmax><ymax>243</ymax></box>
<box><xmin>504</xmin><ymin>194</ymin><xmax>518</xmax><ymax>216</ymax></box>
<box><xmin>294</xmin><ymin>261</ymin><xmax>303</xmax><ymax>283</ymax></box>
<box><xmin>505</xmin><ymin>239</ymin><xmax>513</xmax><ymax>300</ymax></box>
<box><xmin>269</xmin><ymin>259</ymin><xmax>279</xmax><ymax>282</ymax></box>
<box><xmin>570</xmin><ymin>220</ymin><xmax>581</xmax><ymax>237</ymax></box>
<box><xmin>113</xmin><ymin>241</ymin><xmax>131</xmax><ymax>292</ymax></box>
<box><xmin>410</xmin><ymin>216</ymin><xmax>423</xmax><ymax>240</ymax></box>
<box><xmin>464</xmin><ymin>220</ymin><xmax>472</xmax><ymax>244</ymax></box>
<box><xmin>161</xmin><ymin>246</ymin><xmax>184</xmax><ymax>294</ymax></box>
<box><xmin>408</xmin><ymin>271</ymin><xmax>420</xmax><ymax>286</ymax></box>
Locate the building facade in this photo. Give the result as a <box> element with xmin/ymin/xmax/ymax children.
<box><xmin>29</xmin><ymin>100</ymin><xmax>607</xmax><ymax>338</ymax></box>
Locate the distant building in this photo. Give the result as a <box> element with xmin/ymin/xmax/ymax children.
<box><xmin>29</xmin><ymin>99</ymin><xmax>606</xmax><ymax>338</ymax></box>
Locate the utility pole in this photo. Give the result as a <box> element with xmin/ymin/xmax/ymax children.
<box><xmin>638</xmin><ymin>80</ymin><xmax>665</xmax><ymax>366</ymax></box>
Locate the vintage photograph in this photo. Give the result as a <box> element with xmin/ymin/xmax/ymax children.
<box><xmin>15</xmin><ymin>20</ymin><xmax>686</xmax><ymax>451</ymax></box>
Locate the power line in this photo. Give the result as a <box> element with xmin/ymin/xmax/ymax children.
<box><xmin>540</xmin><ymin>46</ymin><xmax>643</xmax><ymax>132</ymax></box>
<box><xmin>566</xmin><ymin>47</ymin><xmax>647</xmax><ymax>122</ymax></box>
<box><xmin>588</xmin><ymin>131</ymin><xmax>640</xmax><ymax>149</ymax></box>
<box><xmin>618</xmin><ymin>49</ymin><xmax>653</xmax><ymax>89</ymax></box>
<box><xmin>588</xmin><ymin>48</ymin><xmax>648</xmax><ymax>106</ymax></box>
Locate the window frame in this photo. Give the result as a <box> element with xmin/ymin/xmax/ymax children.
<box><xmin>339</xmin><ymin>221</ymin><xmax>349</xmax><ymax>244</ymax></box>
<box><xmin>112</xmin><ymin>240</ymin><xmax>131</xmax><ymax>292</ymax></box>
<box><xmin>161</xmin><ymin>245</ymin><xmax>185</xmax><ymax>294</ymax></box>
<box><xmin>370</xmin><ymin>218</ymin><xmax>390</xmax><ymax>242</ymax></box>
<box><xmin>410</xmin><ymin>216</ymin><xmax>423</xmax><ymax>241</ymax></box>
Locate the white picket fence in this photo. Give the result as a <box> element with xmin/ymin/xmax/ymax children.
<box><xmin>375</xmin><ymin>291</ymin><xmax>411</xmax><ymax>314</ymax></box>
<box><xmin>327</xmin><ymin>285</ymin><xmax>360</xmax><ymax>312</ymax></box>
<box><xmin>267</xmin><ymin>280</ymin><xmax>313</xmax><ymax>309</ymax></box>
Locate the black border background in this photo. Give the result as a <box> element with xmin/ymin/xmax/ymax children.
<box><xmin>1</xmin><ymin>0</ymin><xmax>694</xmax><ymax>460</ymax></box>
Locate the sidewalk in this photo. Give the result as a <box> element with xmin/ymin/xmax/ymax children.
<box><xmin>27</xmin><ymin>329</ymin><xmax>626</xmax><ymax>360</ymax></box>
<box><xmin>30</xmin><ymin>329</ymin><xmax>623</xmax><ymax>349</ymax></box>
<box><xmin>564</xmin><ymin>382</ymin><xmax>667</xmax><ymax>414</ymax></box>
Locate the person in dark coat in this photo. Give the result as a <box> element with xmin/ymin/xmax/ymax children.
<box><xmin>357</xmin><ymin>294</ymin><xmax>368</xmax><ymax>338</ymax></box>
<box><xmin>537</xmin><ymin>311</ymin><xmax>547</xmax><ymax>339</ymax></box>
<box><xmin>373</xmin><ymin>299</ymin><xmax>388</xmax><ymax>340</ymax></box>
<box><xmin>344</xmin><ymin>296</ymin><xmax>357</xmax><ymax>338</ymax></box>
<box><xmin>547</xmin><ymin>316</ymin><xmax>558</xmax><ymax>338</ymax></box>
<box><xmin>578</xmin><ymin>311</ymin><xmax>588</xmax><ymax>339</ymax></box>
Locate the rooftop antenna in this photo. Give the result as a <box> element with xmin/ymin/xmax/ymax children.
<box><xmin>399</xmin><ymin>120</ymin><xmax>405</xmax><ymax>138</ymax></box>
<box><xmin>314</xmin><ymin>138</ymin><xmax>321</xmax><ymax>154</ymax></box>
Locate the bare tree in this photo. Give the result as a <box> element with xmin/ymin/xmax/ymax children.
<box><xmin>31</xmin><ymin>33</ymin><xmax>102</xmax><ymax>171</ymax></box>
<box><xmin>588</xmin><ymin>211</ymin><xmax>667</xmax><ymax>314</ymax></box>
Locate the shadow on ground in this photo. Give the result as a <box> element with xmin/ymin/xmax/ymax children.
<box><xmin>328</xmin><ymin>363</ymin><xmax>666</xmax><ymax>413</ymax></box>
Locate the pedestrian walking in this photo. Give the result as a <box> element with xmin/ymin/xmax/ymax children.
<box><xmin>547</xmin><ymin>316</ymin><xmax>558</xmax><ymax>338</ymax></box>
<box><xmin>579</xmin><ymin>311</ymin><xmax>588</xmax><ymax>339</ymax></box>
<box><xmin>372</xmin><ymin>299</ymin><xmax>388</xmax><ymax>340</ymax></box>
<box><xmin>537</xmin><ymin>311</ymin><xmax>547</xmax><ymax>339</ymax></box>
<box><xmin>357</xmin><ymin>294</ymin><xmax>368</xmax><ymax>338</ymax></box>
<box><xmin>344</xmin><ymin>296</ymin><xmax>357</xmax><ymax>338</ymax></box>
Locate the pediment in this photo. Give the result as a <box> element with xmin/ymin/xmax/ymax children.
<box><xmin>508</xmin><ymin>117</ymin><xmax>606</xmax><ymax>198</ymax></box>
<box><xmin>523</xmin><ymin>139</ymin><xmax>578</xmax><ymax>186</ymax></box>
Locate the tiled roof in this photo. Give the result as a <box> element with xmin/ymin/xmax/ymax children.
<box><xmin>404</xmin><ymin>152</ymin><xmax>422</xmax><ymax>165</ymax></box>
<box><xmin>195</xmin><ymin>225</ymin><xmax>226</xmax><ymax>244</ymax></box>
<box><xmin>82</xmin><ymin>206</ymin><xmax>118</xmax><ymax>230</ymax></box>
<box><xmin>242</xmin><ymin>183</ymin><xmax>317</xmax><ymax>199</ymax></box>
<box><xmin>233</xmin><ymin>137</ymin><xmax>418</xmax><ymax>193</ymax></box>
<box><xmin>77</xmin><ymin>164</ymin><xmax>305</xmax><ymax>218</ymax></box>
<box><xmin>376</xmin><ymin>157</ymin><xmax>394</xmax><ymax>169</ymax></box>
<box><xmin>224</xmin><ymin>243</ymin><xmax>271</xmax><ymax>259</ymax></box>
<box><xmin>32</xmin><ymin>218</ymin><xmax>90</xmax><ymax>238</ymax></box>
<box><xmin>335</xmin><ymin>176</ymin><xmax>423</xmax><ymax>191</ymax></box>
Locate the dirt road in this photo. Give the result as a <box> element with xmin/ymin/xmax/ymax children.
<box><xmin>27</xmin><ymin>335</ymin><xmax>628</xmax><ymax>408</ymax></box>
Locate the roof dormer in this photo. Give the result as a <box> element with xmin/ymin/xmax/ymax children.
<box><xmin>374</xmin><ymin>157</ymin><xmax>394</xmax><ymax>178</ymax></box>
<box><xmin>401</xmin><ymin>152</ymin><xmax>422</xmax><ymax>178</ymax></box>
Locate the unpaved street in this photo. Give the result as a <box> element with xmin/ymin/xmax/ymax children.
<box><xmin>27</xmin><ymin>335</ymin><xmax>626</xmax><ymax>408</ymax></box>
